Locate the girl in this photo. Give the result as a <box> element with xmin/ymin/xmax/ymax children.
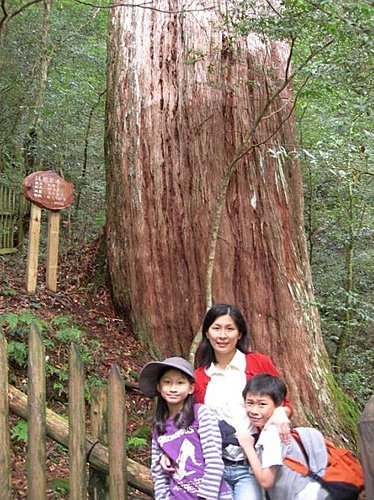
<box><xmin>139</xmin><ymin>356</ymin><xmax>232</xmax><ymax>499</ymax></box>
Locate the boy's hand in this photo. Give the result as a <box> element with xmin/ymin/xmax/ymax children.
<box><xmin>160</xmin><ymin>453</ymin><xmax>176</xmax><ymax>472</ymax></box>
<box><xmin>264</xmin><ymin>406</ymin><xmax>291</xmax><ymax>444</ymax></box>
<box><xmin>236</xmin><ymin>430</ymin><xmax>255</xmax><ymax>450</ymax></box>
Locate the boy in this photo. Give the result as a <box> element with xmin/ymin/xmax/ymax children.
<box><xmin>236</xmin><ymin>374</ymin><xmax>331</xmax><ymax>500</ymax></box>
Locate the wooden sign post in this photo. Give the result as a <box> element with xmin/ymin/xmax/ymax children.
<box><xmin>23</xmin><ymin>171</ymin><xmax>74</xmax><ymax>293</ymax></box>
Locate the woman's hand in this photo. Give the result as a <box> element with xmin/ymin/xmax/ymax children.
<box><xmin>160</xmin><ymin>453</ymin><xmax>176</xmax><ymax>472</ymax></box>
<box><xmin>236</xmin><ymin>430</ymin><xmax>255</xmax><ymax>450</ymax></box>
<box><xmin>264</xmin><ymin>406</ymin><xmax>291</xmax><ymax>443</ymax></box>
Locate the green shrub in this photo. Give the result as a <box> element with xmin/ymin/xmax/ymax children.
<box><xmin>126</xmin><ymin>436</ymin><xmax>148</xmax><ymax>451</ymax></box>
<box><xmin>11</xmin><ymin>419</ymin><xmax>28</xmax><ymax>443</ymax></box>
<box><xmin>7</xmin><ymin>340</ymin><xmax>27</xmax><ymax>368</ymax></box>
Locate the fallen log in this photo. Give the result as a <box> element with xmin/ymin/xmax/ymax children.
<box><xmin>8</xmin><ymin>384</ymin><xmax>153</xmax><ymax>496</ymax></box>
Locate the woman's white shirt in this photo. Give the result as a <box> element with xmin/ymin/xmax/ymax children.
<box><xmin>204</xmin><ymin>350</ymin><xmax>251</xmax><ymax>460</ymax></box>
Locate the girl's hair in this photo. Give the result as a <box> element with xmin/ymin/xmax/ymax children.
<box><xmin>242</xmin><ymin>373</ymin><xmax>287</xmax><ymax>406</ymax></box>
<box><xmin>194</xmin><ymin>303</ymin><xmax>250</xmax><ymax>368</ymax></box>
<box><xmin>154</xmin><ymin>367</ymin><xmax>195</xmax><ymax>435</ymax></box>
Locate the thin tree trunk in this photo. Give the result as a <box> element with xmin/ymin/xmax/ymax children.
<box><xmin>334</xmin><ymin>117</ymin><xmax>363</xmax><ymax>373</ymax></box>
<box><xmin>76</xmin><ymin>90</ymin><xmax>106</xmax><ymax>211</ymax></box>
<box><xmin>334</xmin><ymin>179</ymin><xmax>354</xmax><ymax>373</ymax></box>
<box><xmin>23</xmin><ymin>0</ymin><xmax>51</xmax><ymax>174</ymax></box>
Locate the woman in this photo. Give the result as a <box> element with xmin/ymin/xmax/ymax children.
<box><xmin>194</xmin><ymin>303</ymin><xmax>293</xmax><ymax>500</ymax></box>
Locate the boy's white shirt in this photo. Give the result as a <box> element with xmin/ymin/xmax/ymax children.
<box><xmin>255</xmin><ymin>422</ymin><xmax>286</xmax><ymax>468</ymax></box>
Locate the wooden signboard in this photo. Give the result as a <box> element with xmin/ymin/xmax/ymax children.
<box><xmin>23</xmin><ymin>170</ymin><xmax>74</xmax><ymax>210</ymax></box>
<box><xmin>23</xmin><ymin>171</ymin><xmax>74</xmax><ymax>293</ymax></box>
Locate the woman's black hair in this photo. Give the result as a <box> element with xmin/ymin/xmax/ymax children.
<box><xmin>154</xmin><ymin>367</ymin><xmax>195</xmax><ymax>435</ymax></box>
<box><xmin>242</xmin><ymin>373</ymin><xmax>287</xmax><ymax>406</ymax></box>
<box><xmin>194</xmin><ymin>303</ymin><xmax>250</xmax><ymax>368</ymax></box>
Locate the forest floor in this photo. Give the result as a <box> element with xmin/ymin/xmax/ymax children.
<box><xmin>0</xmin><ymin>238</ymin><xmax>154</xmax><ymax>499</ymax></box>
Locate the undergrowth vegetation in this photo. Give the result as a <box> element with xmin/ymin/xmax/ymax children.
<box><xmin>1</xmin><ymin>310</ymin><xmax>104</xmax><ymax>402</ymax></box>
<box><xmin>0</xmin><ymin>308</ymin><xmax>150</xmax><ymax>457</ymax></box>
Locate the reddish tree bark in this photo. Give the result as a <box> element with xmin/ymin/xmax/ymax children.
<box><xmin>105</xmin><ymin>1</ymin><xmax>352</xmax><ymax>435</ymax></box>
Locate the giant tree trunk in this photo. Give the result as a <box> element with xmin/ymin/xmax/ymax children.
<box><xmin>106</xmin><ymin>1</ymin><xmax>353</xmax><ymax>435</ymax></box>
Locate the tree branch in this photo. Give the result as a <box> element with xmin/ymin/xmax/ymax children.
<box><xmin>73</xmin><ymin>0</ymin><xmax>215</xmax><ymax>14</ymax></box>
<box><xmin>304</xmin><ymin>0</ymin><xmax>373</xmax><ymax>35</ymax></box>
<box><xmin>0</xmin><ymin>0</ymin><xmax>43</xmax><ymax>32</ymax></box>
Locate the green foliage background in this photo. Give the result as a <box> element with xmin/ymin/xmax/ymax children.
<box><xmin>0</xmin><ymin>0</ymin><xmax>108</xmax><ymax>242</ymax></box>
<box><xmin>0</xmin><ymin>0</ymin><xmax>373</xmax><ymax>407</ymax></box>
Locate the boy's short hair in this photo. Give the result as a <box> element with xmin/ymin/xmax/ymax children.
<box><xmin>242</xmin><ymin>373</ymin><xmax>287</xmax><ymax>405</ymax></box>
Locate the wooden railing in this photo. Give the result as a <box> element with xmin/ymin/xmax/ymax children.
<box><xmin>0</xmin><ymin>325</ymin><xmax>153</xmax><ymax>499</ymax></box>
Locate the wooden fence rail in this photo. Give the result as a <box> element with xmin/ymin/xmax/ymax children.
<box><xmin>0</xmin><ymin>184</ymin><xmax>23</xmax><ymax>254</ymax></box>
<box><xmin>0</xmin><ymin>325</ymin><xmax>153</xmax><ymax>499</ymax></box>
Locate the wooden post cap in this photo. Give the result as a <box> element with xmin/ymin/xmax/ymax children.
<box><xmin>23</xmin><ymin>171</ymin><xmax>74</xmax><ymax>210</ymax></box>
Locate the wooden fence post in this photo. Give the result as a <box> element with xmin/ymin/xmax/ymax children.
<box><xmin>0</xmin><ymin>332</ymin><xmax>12</xmax><ymax>499</ymax></box>
<box><xmin>69</xmin><ymin>343</ymin><xmax>87</xmax><ymax>499</ymax></box>
<box><xmin>108</xmin><ymin>365</ymin><xmax>127</xmax><ymax>499</ymax></box>
<box><xmin>358</xmin><ymin>395</ymin><xmax>374</xmax><ymax>499</ymax></box>
<box><xmin>89</xmin><ymin>386</ymin><xmax>109</xmax><ymax>499</ymax></box>
<box><xmin>27</xmin><ymin>323</ymin><xmax>46</xmax><ymax>499</ymax></box>
<box><xmin>8</xmin><ymin>384</ymin><xmax>153</xmax><ymax>496</ymax></box>
<box><xmin>18</xmin><ymin>192</ymin><xmax>26</xmax><ymax>249</ymax></box>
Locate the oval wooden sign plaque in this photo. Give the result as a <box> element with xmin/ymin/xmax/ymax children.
<box><xmin>23</xmin><ymin>170</ymin><xmax>75</xmax><ymax>210</ymax></box>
